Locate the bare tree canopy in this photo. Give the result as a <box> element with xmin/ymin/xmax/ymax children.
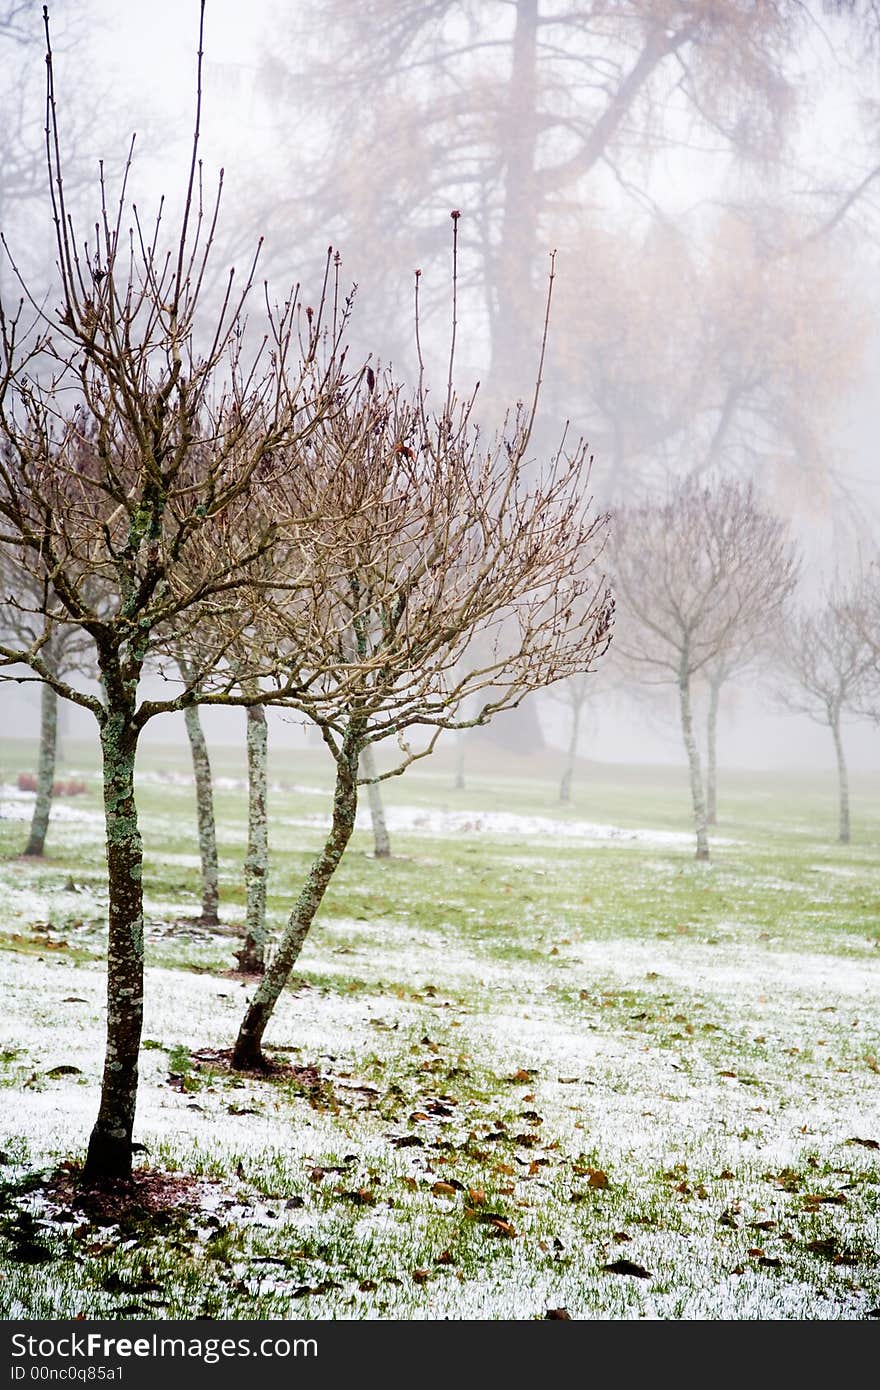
<box><xmin>610</xmin><ymin>475</ymin><xmax>797</xmax><ymax>857</ymax></box>
<box><xmin>773</xmin><ymin>576</ymin><xmax>874</xmax><ymax>843</ymax></box>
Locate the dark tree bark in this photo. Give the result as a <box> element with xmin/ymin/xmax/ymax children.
<box><xmin>182</xmin><ymin>701</ymin><xmax>220</xmax><ymax>925</ymax></box>
<box><xmin>23</xmin><ymin>680</ymin><xmax>58</xmax><ymax>857</ymax></box>
<box><xmin>238</xmin><ymin>702</ymin><xmax>268</xmax><ymax>974</ymax></box>
<box><xmin>83</xmin><ymin>710</ymin><xmax>144</xmax><ymax>1181</ymax></box>
<box><xmin>360</xmin><ymin>742</ymin><xmax>390</xmax><ymax>858</ymax></box>
<box><xmin>232</xmin><ymin>729</ymin><xmax>360</xmax><ymax>1069</ymax></box>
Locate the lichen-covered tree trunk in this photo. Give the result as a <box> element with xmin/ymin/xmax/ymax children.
<box><xmin>238</xmin><ymin>702</ymin><xmax>268</xmax><ymax>974</ymax></box>
<box><xmin>706</xmin><ymin>672</ymin><xmax>722</xmax><ymax>827</ymax></box>
<box><xmin>679</xmin><ymin>662</ymin><xmax>710</xmax><ymax>862</ymax></box>
<box><xmin>23</xmin><ymin>680</ymin><xmax>58</xmax><ymax>857</ymax></box>
<box><xmin>830</xmin><ymin>710</ymin><xmax>850</xmax><ymax>845</ymax></box>
<box><xmin>360</xmin><ymin>742</ymin><xmax>390</xmax><ymax>858</ymax></box>
<box><xmin>232</xmin><ymin>733</ymin><xmax>360</xmax><ymax>1069</ymax></box>
<box><xmin>83</xmin><ymin>712</ymin><xmax>144</xmax><ymax>1181</ymax></box>
<box><xmin>559</xmin><ymin>699</ymin><xmax>582</xmax><ymax>804</ymax></box>
<box><xmin>182</xmin><ymin>702</ymin><xmax>220</xmax><ymax>925</ymax></box>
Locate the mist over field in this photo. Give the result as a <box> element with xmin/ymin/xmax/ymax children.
<box><xmin>1</xmin><ymin>0</ymin><xmax>879</xmax><ymax>1328</ymax></box>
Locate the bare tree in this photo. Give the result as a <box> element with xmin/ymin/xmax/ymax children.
<box><xmin>238</xmin><ymin>695</ymin><xmax>268</xmax><ymax>973</ymax></box>
<box><xmin>0</xmin><ymin>5</ymin><xmax>350</xmax><ymax>1180</ymax></box>
<box><xmin>611</xmin><ymin>477</ymin><xmax>797</xmax><ymax>860</ymax></box>
<box><xmin>176</xmin><ymin>652</ymin><xmax>220</xmax><ymax>926</ymax></box>
<box><xmin>359</xmin><ymin>742</ymin><xmax>391</xmax><ymax>859</ymax></box>
<box><xmin>849</xmin><ymin>561</ymin><xmax>880</xmax><ymax>716</ymax></box>
<box><xmin>0</xmin><ymin>547</ymin><xmax>91</xmax><ymax>856</ymax></box>
<box><xmin>775</xmin><ymin>578</ymin><xmax>874</xmax><ymax>843</ymax></box>
<box><xmin>213</xmin><ymin>276</ymin><xmax>613</xmax><ymax>1069</ymax></box>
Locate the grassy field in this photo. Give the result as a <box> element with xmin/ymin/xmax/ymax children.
<box><xmin>1</xmin><ymin>734</ymin><xmax>879</xmax><ymax>1320</ymax></box>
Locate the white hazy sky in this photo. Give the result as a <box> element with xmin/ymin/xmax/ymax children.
<box><xmin>86</xmin><ymin>1</ymin><xmax>268</xmax><ymax>178</ymax></box>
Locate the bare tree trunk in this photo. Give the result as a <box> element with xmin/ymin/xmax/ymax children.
<box><xmin>232</xmin><ymin>731</ymin><xmax>360</xmax><ymax>1069</ymax></box>
<box><xmin>23</xmin><ymin>681</ymin><xmax>57</xmax><ymax>857</ymax></box>
<box><xmin>454</xmin><ymin>731</ymin><xmax>466</xmax><ymax>790</ymax></box>
<box><xmin>679</xmin><ymin>662</ymin><xmax>710</xmax><ymax>861</ymax></box>
<box><xmin>182</xmin><ymin>702</ymin><xmax>220</xmax><ymax>925</ymax></box>
<box><xmin>360</xmin><ymin>742</ymin><xmax>391</xmax><ymax>858</ymax></box>
<box><xmin>706</xmin><ymin>671</ymin><xmax>722</xmax><ymax>827</ymax></box>
<box><xmin>559</xmin><ymin>699</ymin><xmax>582</xmax><ymax>804</ymax></box>
<box><xmin>830</xmin><ymin>709</ymin><xmax>850</xmax><ymax>845</ymax></box>
<box><xmin>55</xmin><ymin>690</ymin><xmax>68</xmax><ymax>767</ymax></box>
<box><xmin>238</xmin><ymin>702</ymin><xmax>268</xmax><ymax>974</ymax></box>
<box><xmin>83</xmin><ymin>711</ymin><xmax>144</xmax><ymax>1181</ymax></box>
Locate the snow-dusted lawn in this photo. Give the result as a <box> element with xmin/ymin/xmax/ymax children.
<box><xmin>1</xmin><ymin>743</ymin><xmax>878</xmax><ymax>1319</ymax></box>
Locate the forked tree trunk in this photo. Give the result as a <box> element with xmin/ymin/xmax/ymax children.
<box><xmin>83</xmin><ymin>711</ymin><xmax>144</xmax><ymax>1181</ymax></box>
<box><xmin>706</xmin><ymin>671</ymin><xmax>722</xmax><ymax>827</ymax></box>
<box><xmin>559</xmin><ymin>699</ymin><xmax>582</xmax><ymax>804</ymax></box>
<box><xmin>232</xmin><ymin>732</ymin><xmax>360</xmax><ymax>1069</ymax></box>
<box><xmin>182</xmin><ymin>702</ymin><xmax>220</xmax><ymax>925</ymax></box>
<box><xmin>830</xmin><ymin>710</ymin><xmax>850</xmax><ymax>845</ymax></box>
<box><xmin>23</xmin><ymin>681</ymin><xmax>58</xmax><ymax>857</ymax></box>
<box><xmin>238</xmin><ymin>702</ymin><xmax>268</xmax><ymax>974</ymax></box>
<box><xmin>360</xmin><ymin>742</ymin><xmax>390</xmax><ymax>858</ymax></box>
<box><xmin>679</xmin><ymin>661</ymin><xmax>710</xmax><ymax>862</ymax></box>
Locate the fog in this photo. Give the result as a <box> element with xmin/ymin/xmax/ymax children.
<box><xmin>2</xmin><ymin>0</ymin><xmax>880</xmax><ymax>770</ymax></box>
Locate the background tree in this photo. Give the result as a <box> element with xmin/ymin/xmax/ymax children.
<box><xmin>0</xmin><ymin>6</ymin><xmax>349</xmax><ymax>1180</ymax></box>
<box><xmin>0</xmin><ymin>546</ymin><xmax>95</xmax><ymax>857</ymax></box>
<box><xmin>555</xmin><ymin>674</ymin><xmax>591</xmax><ymax>805</ymax></box>
<box><xmin>256</xmin><ymin>2</ymin><xmax>804</xmax><ymax>384</ymax></box>
<box><xmin>176</xmin><ymin>652</ymin><xmax>220</xmax><ymax>926</ymax></box>
<box><xmin>773</xmin><ymin>580</ymin><xmax>873</xmax><ymax>844</ymax></box>
<box><xmin>849</xmin><ymin>561</ymin><xmax>880</xmax><ymax>718</ymax></box>
<box><xmin>549</xmin><ymin>215</ymin><xmax>865</xmax><ymax>504</ymax></box>
<box><xmin>611</xmin><ymin>476</ymin><xmax>796</xmax><ymax>859</ymax></box>
<box><xmin>239</xmin><ymin>695</ymin><xmax>269</xmax><ymax>973</ymax></box>
<box><xmin>360</xmin><ymin>742</ymin><xmax>391</xmax><ymax>859</ymax></box>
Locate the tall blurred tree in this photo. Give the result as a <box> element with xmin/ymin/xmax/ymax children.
<box><xmin>255</xmin><ymin>1</ymin><xmax>803</xmax><ymax>390</ymax></box>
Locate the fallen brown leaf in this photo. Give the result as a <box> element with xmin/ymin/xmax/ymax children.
<box><xmin>601</xmin><ymin>1259</ymin><xmax>651</xmax><ymax>1279</ymax></box>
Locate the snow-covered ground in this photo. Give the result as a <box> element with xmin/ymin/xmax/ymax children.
<box><xmin>1</xmin><ymin>772</ymin><xmax>878</xmax><ymax>1320</ymax></box>
<box><xmin>2</xmin><ymin>886</ymin><xmax>878</xmax><ymax>1319</ymax></box>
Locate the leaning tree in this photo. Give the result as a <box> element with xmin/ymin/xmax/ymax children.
<box><xmin>0</xmin><ymin>5</ymin><xmax>352</xmax><ymax>1180</ymax></box>
<box><xmin>610</xmin><ymin>476</ymin><xmax>797</xmax><ymax>859</ymax></box>
<box><xmin>197</xmin><ymin>274</ymin><xmax>615</xmax><ymax>1070</ymax></box>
